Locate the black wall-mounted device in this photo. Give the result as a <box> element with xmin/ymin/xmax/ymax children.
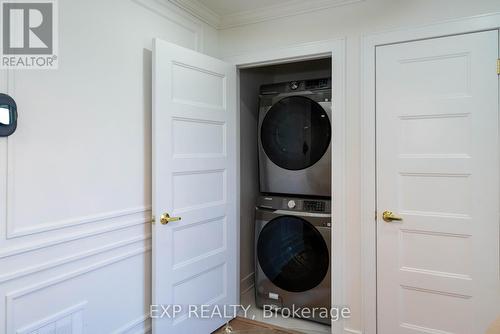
<box><xmin>0</xmin><ymin>93</ymin><xmax>18</xmax><ymax>137</ymax></box>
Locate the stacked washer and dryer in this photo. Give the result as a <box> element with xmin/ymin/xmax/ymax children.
<box><xmin>254</xmin><ymin>78</ymin><xmax>332</xmax><ymax>324</ymax></box>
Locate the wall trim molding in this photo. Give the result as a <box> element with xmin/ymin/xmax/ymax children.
<box><xmin>168</xmin><ymin>0</ymin><xmax>364</xmax><ymax>30</ymax></box>
<box><xmin>6</xmin><ymin>206</ymin><xmax>150</xmax><ymax>239</ymax></box>
<box><xmin>0</xmin><ymin>233</ymin><xmax>151</xmax><ymax>284</ymax></box>
<box><xmin>223</xmin><ymin>38</ymin><xmax>343</xmax><ymax>67</ymax></box>
<box><xmin>168</xmin><ymin>0</ymin><xmax>220</xmax><ymax>28</ymax></box>
<box><xmin>111</xmin><ymin>313</ymin><xmax>151</xmax><ymax>334</ymax></box>
<box><xmin>220</xmin><ymin>0</ymin><xmax>363</xmax><ymax>29</ymax></box>
<box><xmin>15</xmin><ymin>301</ymin><xmax>88</xmax><ymax>334</ymax></box>
<box><xmin>0</xmin><ymin>214</ymin><xmax>150</xmax><ymax>259</ymax></box>
<box><xmin>361</xmin><ymin>12</ymin><xmax>500</xmax><ymax>334</ymax></box>
<box><xmin>5</xmin><ymin>246</ymin><xmax>152</xmax><ymax>334</ymax></box>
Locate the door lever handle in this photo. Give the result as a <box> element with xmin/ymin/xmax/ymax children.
<box><xmin>382</xmin><ymin>211</ymin><xmax>403</xmax><ymax>223</ymax></box>
<box><xmin>160</xmin><ymin>213</ymin><xmax>181</xmax><ymax>225</ymax></box>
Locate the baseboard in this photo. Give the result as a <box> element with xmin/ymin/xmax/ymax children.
<box><xmin>133</xmin><ymin>322</ymin><xmax>152</xmax><ymax>334</ymax></box>
<box><xmin>240</xmin><ymin>272</ymin><xmax>255</xmax><ymax>295</ymax></box>
<box><xmin>112</xmin><ymin>314</ymin><xmax>151</xmax><ymax>334</ymax></box>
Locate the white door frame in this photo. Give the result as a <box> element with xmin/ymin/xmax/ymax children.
<box><xmin>361</xmin><ymin>12</ymin><xmax>500</xmax><ymax>334</ymax></box>
<box><xmin>223</xmin><ymin>38</ymin><xmax>347</xmax><ymax>334</ymax></box>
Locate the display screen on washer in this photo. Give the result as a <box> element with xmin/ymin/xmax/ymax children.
<box><xmin>260</xmin><ymin>96</ymin><xmax>331</xmax><ymax>171</ymax></box>
<box><xmin>257</xmin><ymin>215</ymin><xmax>329</xmax><ymax>292</ymax></box>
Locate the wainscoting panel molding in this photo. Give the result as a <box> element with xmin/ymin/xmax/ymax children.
<box><xmin>6</xmin><ymin>206</ymin><xmax>151</xmax><ymax>239</ymax></box>
<box><xmin>0</xmin><ymin>211</ymin><xmax>151</xmax><ymax>259</ymax></box>
<box><xmin>111</xmin><ymin>314</ymin><xmax>151</xmax><ymax>334</ymax></box>
<box><xmin>16</xmin><ymin>301</ymin><xmax>87</xmax><ymax>334</ymax></box>
<box><xmin>0</xmin><ymin>233</ymin><xmax>151</xmax><ymax>284</ymax></box>
<box><xmin>5</xmin><ymin>247</ymin><xmax>151</xmax><ymax>334</ymax></box>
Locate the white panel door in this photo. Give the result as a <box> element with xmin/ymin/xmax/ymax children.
<box><xmin>152</xmin><ymin>39</ymin><xmax>237</xmax><ymax>334</ymax></box>
<box><xmin>376</xmin><ymin>31</ymin><xmax>500</xmax><ymax>334</ymax></box>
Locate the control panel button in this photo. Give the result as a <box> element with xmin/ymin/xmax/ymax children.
<box><xmin>287</xmin><ymin>200</ymin><xmax>296</xmax><ymax>209</ymax></box>
<box><xmin>289</xmin><ymin>81</ymin><xmax>299</xmax><ymax>90</ymax></box>
<box><xmin>303</xmin><ymin>200</ymin><xmax>325</xmax><ymax>212</ymax></box>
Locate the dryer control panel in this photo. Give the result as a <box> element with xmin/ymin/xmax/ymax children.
<box><xmin>257</xmin><ymin>195</ymin><xmax>331</xmax><ymax>213</ymax></box>
<box><xmin>260</xmin><ymin>78</ymin><xmax>331</xmax><ymax>95</ymax></box>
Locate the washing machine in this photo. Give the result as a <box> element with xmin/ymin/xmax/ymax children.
<box><xmin>258</xmin><ymin>78</ymin><xmax>332</xmax><ymax>197</ymax></box>
<box><xmin>254</xmin><ymin>195</ymin><xmax>331</xmax><ymax>324</ymax></box>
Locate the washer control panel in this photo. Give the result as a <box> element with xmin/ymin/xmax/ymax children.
<box><xmin>303</xmin><ymin>200</ymin><xmax>326</xmax><ymax>212</ymax></box>
<box><xmin>257</xmin><ymin>195</ymin><xmax>331</xmax><ymax>213</ymax></box>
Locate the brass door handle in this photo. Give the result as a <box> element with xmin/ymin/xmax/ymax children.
<box><xmin>160</xmin><ymin>213</ymin><xmax>181</xmax><ymax>225</ymax></box>
<box><xmin>382</xmin><ymin>211</ymin><xmax>403</xmax><ymax>223</ymax></box>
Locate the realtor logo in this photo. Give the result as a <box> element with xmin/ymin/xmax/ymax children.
<box><xmin>1</xmin><ymin>0</ymin><xmax>58</xmax><ymax>69</ymax></box>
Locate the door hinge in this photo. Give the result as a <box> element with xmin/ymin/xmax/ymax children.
<box><xmin>497</xmin><ymin>58</ymin><xmax>500</xmax><ymax>75</ymax></box>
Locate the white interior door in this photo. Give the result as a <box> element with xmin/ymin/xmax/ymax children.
<box><xmin>152</xmin><ymin>38</ymin><xmax>237</xmax><ymax>334</ymax></box>
<box><xmin>376</xmin><ymin>30</ymin><xmax>500</xmax><ymax>334</ymax></box>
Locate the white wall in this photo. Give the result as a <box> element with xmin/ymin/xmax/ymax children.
<box><xmin>219</xmin><ymin>1</ymin><xmax>500</xmax><ymax>333</ymax></box>
<box><xmin>0</xmin><ymin>0</ymin><xmax>217</xmax><ymax>333</ymax></box>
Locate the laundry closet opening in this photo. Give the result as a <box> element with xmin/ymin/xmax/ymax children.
<box><xmin>238</xmin><ymin>57</ymin><xmax>333</xmax><ymax>333</ymax></box>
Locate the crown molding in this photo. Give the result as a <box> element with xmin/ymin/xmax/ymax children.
<box><xmin>220</xmin><ymin>0</ymin><xmax>365</xmax><ymax>29</ymax></box>
<box><xmin>167</xmin><ymin>0</ymin><xmax>365</xmax><ymax>30</ymax></box>
<box><xmin>167</xmin><ymin>0</ymin><xmax>222</xmax><ymax>28</ymax></box>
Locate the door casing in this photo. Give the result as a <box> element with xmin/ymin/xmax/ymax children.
<box><xmin>362</xmin><ymin>12</ymin><xmax>500</xmax><ymax>334</ymax></box>
<box><xmin>223</xmin><ymin>38</ymin><xmax>347</xmax><ymax>334</ymax></box>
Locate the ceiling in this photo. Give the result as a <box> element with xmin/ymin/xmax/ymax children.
<box><xmin>168</xmin><ymin>0</ymin><xmax>364</xmax><ymax>29</ymax></box>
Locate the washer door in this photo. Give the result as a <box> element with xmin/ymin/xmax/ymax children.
<box><xmin>257</xmin><ymin>215</ymin><xmax>329</xmax><ymax>293</ymax></box>
<box><xmin>260</xmin><ymin>96</ymin><xmax>331</xmax><ymax>171</ymax></box>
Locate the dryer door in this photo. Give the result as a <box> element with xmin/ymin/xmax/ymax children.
<box><xmin>260</xmin><ymin>96</ymin><xmax>331</xmax><ymax>170</ymax></box>
<box><xmin>257</xmin><ymin>215</ymin><xmax>329</xmax><ymax>292</ymax></box>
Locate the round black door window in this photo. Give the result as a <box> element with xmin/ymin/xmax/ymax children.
<box><xmin>257</xmin><ymin>216</ymin><xmax>329</xmax><ymax>293</ymax></box>
<box><xmin>261</xmin><ymin>96</ymin><xmax>331</xmax><ymax>170</ymax></box>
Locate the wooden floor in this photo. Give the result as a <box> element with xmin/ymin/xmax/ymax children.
<box><xmin>212</xmin><ymin>317</ymin><xmax>303</xmax><ymax>334</ymax></box>
<box><xmin>486</xmin><ymin>316</ymin><xmax>500</xmax><ymax>334</ymax></box>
